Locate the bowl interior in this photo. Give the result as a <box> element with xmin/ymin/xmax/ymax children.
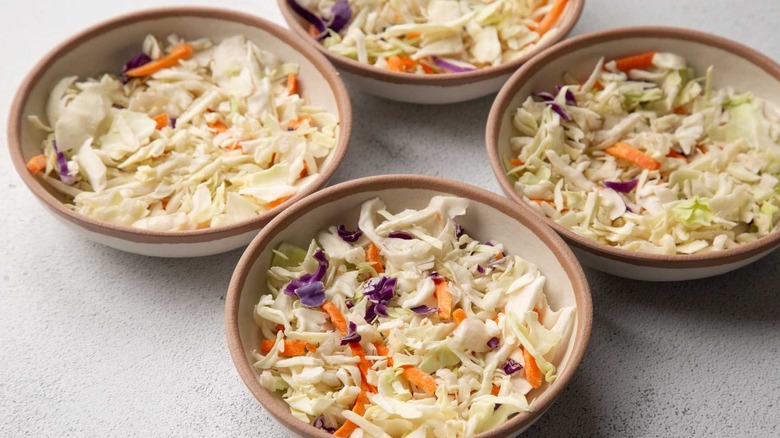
<box><xmin>496</xmin><ymin>34</ymin><xmax>780</xmax><ymax>164</ymax></box>
<box><xmin>16</xmin><ymin>10</ymin><xmax>345</xmax><ymax>206</ymax></box>
<box><xmin>233</xmin><ymin>183</ymin><xmax>589</xmax><ymax>427</ymax></box>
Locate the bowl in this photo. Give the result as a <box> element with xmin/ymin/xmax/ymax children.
<box><xmin>7</xmin><ymin>7</ymin><xmax>352</xmax><ymax>258</ymax></box>
<box><xmin>277</xmin><ymin>0</ymin><xmax>585</xmax><ymax>104</ymax></box>
<box><xmin>486</xmin><ymin>26</ymin><xmax>780</xmax><ymax>281</ymax></box>
<box><xmin>226</xmin><ymin>174</ymin><xmax>592</xmax><ymax>437</ymax></box>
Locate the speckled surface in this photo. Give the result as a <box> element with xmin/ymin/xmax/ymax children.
<box><xmin>2</xmin><ymin>0</ymin><xmax>779</xmax><ymax>436</ymax></box>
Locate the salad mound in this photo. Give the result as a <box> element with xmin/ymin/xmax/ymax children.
<box><xmin>26</xmin><ymin>34</ymin><xmax>339</xmax><ymax>231</ymax></box>
<box><xmin>253</xmin><ymin>196</ymin><xmax>576</xmax><ymax>437</ymax></box>
<box><xmin>289</xmin><ymin>0</ymin><xmax>570</xmax><ymax>74</ymax></box>
<box><xmin>506</xmin><ymin>51</ymin><xmax>780</xmax><ymax>255</ymax></box>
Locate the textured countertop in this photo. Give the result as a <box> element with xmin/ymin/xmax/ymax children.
<box><xmin>2</xmin><ymin>0</ymin><xmax>779</xmax><ymax>436</ymax></box>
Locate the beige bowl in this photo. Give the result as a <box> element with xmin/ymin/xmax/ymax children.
<box><xmin>7</xmin><ymin>7</ymin><xmax>352</xmax><ymax>257</ymax></box>
<box><xmin>486</xmin><ymin>26</ymin><xmax>780</xmax><ymax>281</ymax></box>
<box><xmin>226</xmin><ymin>174</ymin><xmax>592</xmax><ymax>437</ymax></box>
<box><xmin>278</xmin><ymin>0</ymin><xmax>585</xmax><ymax>104</ymax></box>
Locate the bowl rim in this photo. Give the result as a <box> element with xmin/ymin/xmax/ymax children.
<box><xmin>486</xmin><ymin>25</ymin><xmax>780</xmax><ymax>268</ymax></box>
<box><xmin>276</xmin><ymin>0</ymin><xmax>586</xmax><ymax>86</ymax></box>
<box><xmin>225</xmin><ymin>174</ymin><xmax>593</xmax><ymax>438</ymax></box>
<box><xmin>7</xmin><ymin>6</ymin><xmax>352</xmax><ymax>244</ymax></box>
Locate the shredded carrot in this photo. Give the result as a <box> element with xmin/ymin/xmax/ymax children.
<box><xmin>406</xmin><ymin>32</ymin><xmax>421</xmax><ymax>39</ymax></box>
<box><xmin>613</xmin><ymin>51</ymin><xmax>657</xmax><ymax>72</ymax></box>
<box><xmin>496</xmin><ymin>252</ymin><xmax>504</xmax><ymax>260</ymax></box>
<box><xmin>697</xmin><ymin>145</ymin><xmax>709</xmax><ymax>154</ymax></box>
<box><xmin>275</xmin><ymin>323</ymin><xmax>285</xmax><ymax>331</ymax></box>
<box><xmin>260</xmin><ymin>339</ymin><xmax>312</xmax><ymax>357</ymax></box>
<box><xmin>535</xmin><ymin>0</ymin><xmax>568</xmax><ymax>36</ymax></box>
<box><xmin>666</xmin><ymin>150</ymin><xmax>688</xmax><ymax>162</ymax></box>
<box><xmin>268</xmin><ymin>152</ymin><xmax>277</xmax><ymax>167</ymax></box>
<box><xmin>350</xmin><ymin>343</ymin><xmax>374</xmax><ymax>383</ymax></box>
<box><xmin>523</xmin><ymin>347</ymin><xmax>543</xmax><ymax>388</ymax></box>
<box><xmin>509</xmin><ymin>158</ymin><xmax>524</xmax><ymax>167</ymax></box>
<box><xmin>26</xmin><ymin>155</ymin><xmax>47</xmax><ymax>174</ymax></box>
<box><xmin>322</xmin><ymin>300</ymin><xmax>348</xmax><ymax>335</ymax></box>
<box><xmin>493</xmin><ymin>314</ymin><xmax>501</xmax><ymax>324</ymax></box>
<box><xmin>334</xmin><ymin>391</ymin><xmax>369</xmax><ymax>437</ymax></box>
<box><xmin>401</xmin><ymin>366</ymin><xmax>437</xmax><ymax>394</ymax></box>
<box><xmin>226</xmin><ymin>141</ymin><xmax>243</xmax><ymax>152</ymax></box>
<box><xmin>161</xmin><ymin>198</ymin><xmax>169</xmax><ymax>210</ymax></box>
<box><xmin>267</xmin><ymin>195</ymin><xmax>292</xmax><ymax>209</ymax></box>
<box><xmin>307</xmin><ymin>24</ymin><xmax>321</xmax><ymax>37</ymax></box>
<box><xmin>421</xmin><ymin>63</ymin><xmax>434</xmax><ymax>74</ymax></box>
<box><xmin>153</xmin><ymin>113</ymin><xmax>170</xmax><ymax>130</ymax></box>
<box><xmin>365</xmin><ymin>243</ymin><xmax>384</xmax><ymax>274</ymax></box>
<box><xmin>299</xmin><ymin>162</ymin><xmax>309</xmax><ymax>179</ymax></box>
<box><xmin>287</xmin><ymin>115</ymin><xmax>313</xmax><ymax>130</ymax></box>
<box><xmin>207</xmin><ymin>120</ymin><xmax>228</xmax><ymax>134</ymax></box>
<box><xmin>286</xmin><ymin>73</ymin><xmax>298</xmax><ymax>95</ymax></box>
<box><xmin>532</xmin><ymin>0</ymin><xmax>549</xmax><ymax>23</ymax></box>
<box><xmin>452</xmin><ymin>308</ymin><xmax>467</xmax><ymax>325</ymax></box>
<box><xmin>529</xmin><ymin>199</ymin><xmax>552</xmax><ymax>206</ymax></box>
<box><xmin>373</xmin><ymin>342</ymin><xmax>391</xmax><ymax>359</ymax></box>
<box><xmin>125</xmin><ymin>43</ymin><xmax>194</xmax><ymax>77</ymax></box>
<box><xmin>673</xmin><ymin>106</ymin><xmax>687</xmax><ymax>115</ymax></box>
<box><xmin>387</xmin><ymin>55</ymin><xmax>417</xmax><ymax>73</ymax></box>
<box><xmin>605</xmin><ymin>141</ymin><xmax>661</xmax><ymax>171</ymax></box>
<box><xmin>433</xmin><ymin>278</ymin><xmax>452</xmax><ymax>321</ymax></box>
<box><xmin>491</xmin><ymin>385</ymin><xmax>500</xmax><ymax>396</ymax></box>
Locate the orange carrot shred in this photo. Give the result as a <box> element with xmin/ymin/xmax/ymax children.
<box><xmin>421</xmin><ymin>63</ymin><xmax>434</xmax><ymax>74</ymax></box>
<box><xmin>406</xmin><ymin>32</ymin><xmax>421</xmax><ymax>39</ymax></box>
<box><xmin>26</xmin><ymin>155</ymin><xmax>47</xmax><ymax>174</ymax></box>
<box><xmin>452</xmin><ymin>308</ymin><xmax>467</xmax><ymax>325</ymax></box>
<box><xmin>387</xmin><ymin>55</ymin><xmax>417</xmax><ymax>73</ymax></box>
<box><xmin>334</xmin><ymin>391</ymin><xmax>369</xmax><ymax>437</ymax></box>
<box><xmin>207</xmin><ymin>120</ymin><xmax>228</xmax><ymax>134</ymax></box>
<box><xmin>697</xmin><ymin>145</ymin><xmax>709</xmax><ymax>154</ymax></box>
<box><xmin>605</xmin><ymin>141</ymin><xmax>661</xmax><ymax>171</ymax></box>
<box><xmin>307</xmin><ymin>24</ymin><xmax>321</xmax><ymax>37</ymax></box>
<box><xmin>153</xmin><ymin>113</ymin><xmax>170</xmax><ymax>130</ymax></box>
<box><xmin>433</xmin><ymin>278</ymin><xmax>452</xmax><ymax>321</ymax></box>
<box><xmin>267</xmin><ymin>195</ymin><xmax>292</xmax><ymax>209</ymax></box>
<box><xmin>288</xmin><ymin>115</ymin><xmax>313</xmax><ymax>130</ymax></box>
<box><xmin>523</xmin><ymin>347</ymin><xmax>543</xmax><ymax>388</ymax></box>
<box><xmin>260</xmin><ymin>339</ymin><xmax>311</xmax><ymax>357</ymax></box>
<box><xmin>491</xmin><ymin>385</ymin><xmax>500</xmax><ymax>396</ymax></box>
<box><xmin>666</xmin><ymin>150</ymin><xmax>688</xmax><ymax>162</ymax></box>
<box><xmin>275</xmin><ymin>323</ymin><xmax>285</xmax><ymax>331</ymax></box>
<box><xmin>401</xmin><ymin>366</ymin><xmax>437</xmax><ymax>394</ymax></box>
<box><xmin>613</xmin><ymin>51</ymin><xmax>657</xmax><ymax>72</ymax></box>
<box><xmin>673</xmin><ymin>106</ymin><xmax>687</xmax><ymax>115</ymax></box>
<box><xmin>365</xmin><ymin>243</ymin><xmax>384</xmax><ymax>274</ymax></box>
<box><xmin>322</xmin><ymin>300</ymin><xmax>348</xmax><ymax>335</ymax></box>
<box><xmin>373</xmin><ymin>342</ymin><xmax>392</xmax><ymax>366</ymax></box>
<box><xmin>535</xmin><ymin>0</ymin><xmax>568</xmax><ymax>36</ymax></box>
<box><xmin>299</xmin><ymin>162</ymin><xmax>308</xmax><ymax>179</ymax></box>
<box><xmin>509</xmin><ymin>158</ymin><xmax>524</xmax><ymax>167</ymax></box>
<box><xmin>125</xmin><ymin>43</ymin><xmax>194</xmax><ymax>77</ymax></box>
<box><xmin>286</xmin><ymin>73</ymin><xmax>298</xmax><ymax>96</ymax></box>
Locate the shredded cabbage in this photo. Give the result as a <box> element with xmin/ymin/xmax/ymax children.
<box><xmin>297</xmin><ymin>0</ymin><xmax>566</xmax><ymax>73</ymax></box>
<box><xmin>506</xmin><ymin>52</ymin><xmax>780</xmax><ymax>254</ymax></box>
<box><xmin>29</xmin><ymin>34</ymin><xmax>339</xmax><ymax>231</ymax></box>
<box><xmin>253</xmin><ymin>196</ymin><xmax>576</xmax><ymax>436</ymax></box>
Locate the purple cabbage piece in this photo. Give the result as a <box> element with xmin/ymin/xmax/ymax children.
<box><xmin>487</xmin><ymin>337</ymin><xmax>500</xmax><ymax>349</ymax></box>
<box><xmin>340</xmin><ymin>321</ymin><xmax>362</xmax><ymax>345</ymax></box>
<box><xmin>555</xmin><ymin>85</ymin><xmax>577</xmax><ymax>105</ymax></box>
<box><xmin>410</xmin><ymin>305</ymin><xmax>438</xmax><ymax>315</ymax></box>
<box><xmin>533</xmin><ymin>91</ymin><xmax>556</xmax><ymax>102</ymax></box>
<box><xmin>313</xmin><ymin>416</ymin><xmax>335</xmax><ymax>433</ymax></box>
<box><xmin>345</xmin><ymin>300</ymin><xmax>354</xmax><ymax>309</ymax></box>
<box><xmin>388</xmin><ymin>231</ymin><xmax>413</xmax><ymax>240</ymax></box>
<box><xmin>52</xmin><ymin>141</ymin><xmax>75</xmax><ymax>185</ymax></box>
<box><xmin>284</xmin><ymin>249</ymin><xmax>329</xmax><ymax>305</ymax></box>
<box><xmin>604</xmin><ymin>179</ymin><xmax>639</xmax><ymax>193</ymax></box>
<box><xmin>494</xmin><ymin>403</ymin><xmax>502</xmax><ymax>411</ymax></box>
<box><xmin>484</xmin><ymin>242</ymin><xmax>494</xmax><ymax>247</ymax></box>
<box><xmin>364</xmin><ymin>276</ymin><xmax>396</xmax><ymax>322</ymax></box>
<box><xmin>120</xmin><ymin>52</ymin><xmax>151</xmax><ymax>83</ymax></box>
<box><xmin>545</xmin><ymin>101</ymin><xmax>571</xmax><ymax>121</ymax></box>
<box><xmin>170</xmin><ymin>117</ymin><xmax>177</xmax><ymax>129</ymax></box>
<box><xmin>328</xmin><ymin>0</ymin><xmax>352</xmax><ymax>32</ymax></box>
<box><xmin>287</xmin><ymin>0</ymin><xmax>327</xmax><ymax>35</ymax></box>
<box><xmin>429</xmin><ymin>271</ymin><xmax>440</xmax><ymax>279</ymax></box>
<box><xmin>476</xmin><ymin>265</ymin><xmax>485</xmax><ymax>274</ymax></box>
<box><xmin>455</xmin><ymin>224</ymin><xmax>465</xmax><ymax>238</ymax></box>
<box><xmin>432</xmin><ymin>56</ymin><xmax>476</xmax><ymax>73</ymax></box>
<box><xmin>501</xmin><ymin>358</ymin><xmax>523</xmax><ymax>375</ymax></box>
<box><xmin>337</xmin><ymin>225</ymin><xmax>363</xmax><ymax>242</ymax></box>
<box><xmin>296</xmin><ymin>281</ymin><xmax>326</xmax><ymax>307</ymax></box>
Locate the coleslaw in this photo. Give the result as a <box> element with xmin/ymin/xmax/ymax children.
<box><xmin>288</xmin><ymin>0</ymin><xmax>570</xmax><ymax>74</ymax></box>
<box><xmin>253</xmin><ymin>196</ymin><xmax>576</xmax><ymax>437</ymax></box>
<box><xmin>506</xmin><ymin>51</ymin><xmax>780</xmax><ymax>254</ymax></box>
<box><xmin>26</xmin><ymin>34</ymin><xmax>339</xmax><ymax>231</ymax></box>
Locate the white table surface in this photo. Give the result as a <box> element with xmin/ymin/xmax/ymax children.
<box><xmin>2</xmin><ymin>1</ymin><xmax>779</xmax><ymax>436</ymax></box>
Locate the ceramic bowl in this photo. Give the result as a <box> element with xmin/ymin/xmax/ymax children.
<box><xmin>226</xmin><ymin>174</ymin><xmax>592</xmax><ymax>437</ymax></box>
<box><xmin>7</xmin><ymin>7</ymin><xmax>352</xmax><ymax>258</ymax></box>
<box><xmin>486</xmin><ymin>26</ymin><xmax>780</xmax><ymax>281</ymax></box>
<box><xmin>278</xmin><ymin>0</ymin><xmax>585</xmax><ymax>104</ymax></box>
